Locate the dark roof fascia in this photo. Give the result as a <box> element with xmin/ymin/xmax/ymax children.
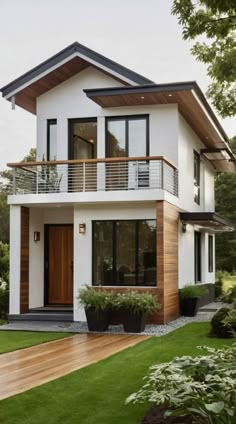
<box><xmin>84</xmin><ymin>81</ymin><xmax>196</xmax><ymax>97</ymax></box>
<box><xmin>180</xmin><ymin>212</ymin><xmax>235</xmax><ymax>230</ymax></box>
<box><xmin>0</xmin><ymin>42</ymin><xmax>154</xmax><ymax>97</ymax></box>
<box><xmin>84</xmin><ymin>81</ymin><xmax>229</xmax><ymax>143</ymax></box>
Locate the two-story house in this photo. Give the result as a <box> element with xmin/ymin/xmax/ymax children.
<box><xmin>1</xmin><ymin>42</ymin><xmax>235</xmax><ymax>324</ymax></box>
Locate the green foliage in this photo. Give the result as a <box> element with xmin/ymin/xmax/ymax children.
<box><xmin>115</xmin><ymin>291</ymin><xmax>160</xmax><ymax>314</ymax></box>
<box><xmin>78</xmin><ymin>286</ymin><xmax>115</xmax><ymax>311</ymax></box>
<box><xmin>220</xmin><ymin>285</ymin><xmax>236</xmax><ymax>304</ymax></box>
<box><xmin>0</xmin><ymin>148</ymin><xmax>36</xmax><ymax>244</ymax></box>
<box><xmin>215</xmin><ymin>272</ymin><xmax>224</xmax><ymax>298</ymax></box>
<box><xmin>211</xmin><ymin>307</ymin><xmax>234</xmax><ymax>338</ymax></box>
<box><xmin>179</xmin><ymin>284</ymin><xmax>209</xmax><ymax>299</ymax></box>
<box><xmin>172</xmin><ymin>1</ymin><xmax>236</xmax><ymax>117</ymax></box>
<box><xmin>0</xmin><ymin>242</ymin><xmax>9</xmax><ymax>318</ymax></box>
<box><xmin>215</xmin><ymin>137</ymin><xmax>236</xmax><ymax>272</ymax></box>
<box><xmin>127</xmin><ymin>343</ymin><xmax>236</xmax><ymax>424</ymax></box>
<box><xmin>222</xmin><ymin>309</ymin><xmax>236</xmax><ymax>337</ymax></box>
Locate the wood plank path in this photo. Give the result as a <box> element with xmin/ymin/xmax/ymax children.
<box><xmin>0</xmin><ymin>333</ymin><xmax>149</xmax><ymax>401</ymax></box>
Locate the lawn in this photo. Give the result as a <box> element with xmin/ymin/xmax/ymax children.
<box><xmin>0</xmin><ymin>323</ymin><xmax>234</xmax><ymax>424</ymax></box>
<box><xmin>0</xmin><ymin>331</ymin><xmax>72</xmax><ymax>354</ymax></box>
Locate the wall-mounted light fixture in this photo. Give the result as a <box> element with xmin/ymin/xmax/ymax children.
<box><xmin>182</xmin><ymin>223</ymin><xmax>187</xmax><ymax>233</ymax></box>
<box><xmin>79</xmin><ymin>223</ymin><xmax>86</xmax><ymax>234</ymax></box>
<box><xmin>34</xmin><ymin>231</ymin><xmax>40</xmax><ymax>242</ymax></box>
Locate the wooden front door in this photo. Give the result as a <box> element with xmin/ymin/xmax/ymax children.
<box><xmin>47</xmin><ymin>225</ymin><xmax>73</xmax><ymax>304</ymax></box>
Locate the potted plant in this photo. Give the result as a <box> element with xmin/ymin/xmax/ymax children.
<box><xmin>78</xmin><ymin>286</ymin><xmax>114</xmax><ymax>331</ymax></box>
<box><xmin>116</xmin><ymin>291</ymin><xmax>160</xmax><ymax>333</ymax></box>
<box><xmin>179</xmin><ymin>284</ymin><xmax>209</xmax><ymax>317</ymax></box>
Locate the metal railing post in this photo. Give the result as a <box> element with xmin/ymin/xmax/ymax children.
<box><xmin>83</xmin><ymin>162</ymin><xmax>86</xmax><ymax>192</ymax></box>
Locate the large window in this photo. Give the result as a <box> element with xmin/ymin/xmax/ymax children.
<box><xmin>208</xmin><ymin>235</ymin><xmax>213</xmax><ymax>273</ymax></box>
<box><xmin>106</xmin><ymin>115</ymin><xmax>149</xmax><ymax>158</ymax></box>
<box><xmin>47</xmin><ymin>119</ymin><xmax>57</xmax><ymax>161</ymax></box>
<box><xmin>93</xmin><ymin>220</ymin><xmax>156</xmax><ymax>287</ymax></box>
<box><xmin>194</xmin><ymin>151</ymin><xmax>200</xmax><ymax>204</ymax></box>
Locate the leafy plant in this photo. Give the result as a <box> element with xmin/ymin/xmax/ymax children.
<box><xmin>180</xmin><ymin>284</ymin><xmax>209</xmax><ymax>299</ymax></box>
<box><xmin>115</xmin><ymin>291</ymin><xmax>160</xmax><ymax>314</ymax></box>
<box><xmin>78</xmin><ymin>286</ymin><xmax>115</xmax><ymax>311</ymax></box>
<box><xmin>211</xmin><ymin>308</ymin><xmax>234</xmax><ymax>338</ymax></box>
<box><xmin>0</xmin><ymin>242</ymin><xmax>9</xmax><ymax>318</ymax></box>
<box><xmin>220</xmin><ymin>285</ymin><xmax>236</xmax><ymax>304</ymax></box>
<box><xmin>222</xmin><ymin>309</ymin><xmax>236</xmax><ymax>337</ymax></box>
<box><xmin>126</xmin><ymin>344</ymin><xmax>236</xmax><ymax>424</ymax></box>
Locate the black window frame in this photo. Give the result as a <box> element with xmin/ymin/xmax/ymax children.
<box><xmin>208</xmin><ymin>234</ymin><xmax>214</xmax><ymax>273</ymax></box>
<box><xmin>68</xmin><ymin>117</ymin><xmax>97</xmax><ymax>160</ymax></box>
<box><xmin>194</xmin><ymin>231</ymin><xmax>202</xmax><ymax>283</ymax></box>
<box><xmin>47</xmin><ymin>119</ymin><xmax>57</xmax><ymax>161</ymax></box>
<box><xmin>194</xmin><ymin>150</ymin><xmax>201</xmax><ymax>205</ymax></box>
<box><xmin>92</xmin><ymin>219</ymin><xmax>156</xmax><ymax>287</ymax></box>
<box><xmin>105</xmin><ymin>114</ymin><xmax>149</xmax><ymax>158</ymax></box>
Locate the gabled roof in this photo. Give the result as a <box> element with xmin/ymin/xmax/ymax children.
<box><xmin>0</xmin><ymin>41</ymin><xmax>154</xmax><ymax>113</ymax></box>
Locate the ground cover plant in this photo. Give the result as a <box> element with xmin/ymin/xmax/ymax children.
<box><xmin>0</xmin><ymin>323</ymin><xmax>234</xmax><ymax>424</ymax></box>
<box><xmin>127</xmin><ymin>343</ymin><xmax>236</xmax><ymax>424</ymax></box>
<box><xmin>0</xmin><ymin>331</ymin><xmax>72</xmax><ymax>354</ymax></box>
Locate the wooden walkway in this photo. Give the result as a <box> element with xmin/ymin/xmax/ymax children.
<box><xmin>0</xmin><ymin>333</ymin><xmax>149</xmax><ymax>401</ymax></box>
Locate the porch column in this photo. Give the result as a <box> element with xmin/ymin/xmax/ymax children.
<box><xmin>9</xmin><ymin>205</ymin><xmax>21</xmax><ymax>314</ymax></box>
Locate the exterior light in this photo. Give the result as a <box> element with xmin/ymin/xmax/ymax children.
<box><xmin>168</xmin><ymin>94</ymin><xmax>172</xmax><ymax>97</ymax></box>
<box><xmin>33</xmin><ymin>231</ymin><xmax>40</xmax><ymax>242</ymax></box>
<box><xmin>79</xmin><ymin>223</ymin><xmax>86</xmax><ymax>234</ymax></box>
<box><xmin>182</xmin><ymin>223</ymin><xmax>187</xmax><ymax>233</ymax></box>
<box><xmin>141</xmin><ymin>96</ymin><xmax>145</xmax><ymax>99</ymax></box>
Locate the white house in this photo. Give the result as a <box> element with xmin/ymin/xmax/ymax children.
<box><xmin>1</xmin><ymin>42</ymin><xmax>235</xmax><ymax>324</ymax></box>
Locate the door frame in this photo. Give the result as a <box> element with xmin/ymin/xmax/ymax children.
<box><xmin>44</xmin><ymin>224</ymin><xmax>74</xmax><ymax>305</ymax></box>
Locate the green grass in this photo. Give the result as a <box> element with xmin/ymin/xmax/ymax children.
<box><xmin>222</xmin><ymin>274</ymin><xmax>236</xmax><ymax>292</ymax></box>
<box><xmin>0</xmin><ymin>323</ymin><xmax>234</xmax><ymax>424</ymax></box>
<box><xmin>0</xmin><ymin>331</ymin><xmax>72</xmax><ymax>354</ymax></box>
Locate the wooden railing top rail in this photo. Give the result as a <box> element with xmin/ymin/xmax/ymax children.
<box><xmin>7</xmin><ymin>156</ymin><xmax>177</xmax><ymax>170</ymax></box>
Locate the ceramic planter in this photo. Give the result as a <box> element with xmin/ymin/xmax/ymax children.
<box><xmin>122</xmin><ymin>310</ymin><xmax>147</xmax><ymax>333</ymax></box>
<box><xmin>85</xmin><ymin>308</ymin><xmax>109</xmax><ymax>331</ymax></box>
<box><xmin>180</xmin><ymin>297</ymin><xmax>199</xmax><ymax>317</ymax></box>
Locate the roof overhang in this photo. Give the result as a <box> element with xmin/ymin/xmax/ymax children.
<box><xmin>180</xmin><ymin>212</ymin><xmax>235</xmax><ymax>233</ymax></box>
<box><xmin>0</xmin><ymin>42</ymin><xmax>153</xmax><ymax>114</ymax></box>
<box><xmin>84</xmin><ymin>83</ymin><xmax>236</xmax><ymax>173</ymax></box>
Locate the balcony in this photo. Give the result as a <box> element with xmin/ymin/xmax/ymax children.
<box><xmin>8</xmin><ymin>156</ymin><xmax>178</xmax><ymax>197</ymax></box>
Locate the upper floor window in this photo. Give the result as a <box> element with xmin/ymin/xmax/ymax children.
<box><xmin>194</xmin><ymin>150</ymin><xmax>200</xmax><ymax>204</ymax></box>
<box><xmin>106</xmin><ymin>115</ymin><xmax>149</xmax><ymax>158</ymax></box>
<box><xmin>47</xmin><ymin>119</ymin><xmax>57</xmax><ymax>161</ymax></box>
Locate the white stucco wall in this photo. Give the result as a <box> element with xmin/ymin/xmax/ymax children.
<box><xmin>9</xmin><ymin>205</ymin><xmax>21</xmax><ymax>314</ymax></box>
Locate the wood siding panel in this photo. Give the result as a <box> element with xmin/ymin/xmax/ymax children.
<box><xmin>20</xmin><ymin>207</ymin><xmax>29</xmax><ymax>313</ymax></box>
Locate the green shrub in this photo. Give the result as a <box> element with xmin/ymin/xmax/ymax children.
<box><xmin>211</xmin><ymin>307</ymin><xmax>233</xmax><ymax>338</ymax></box>
<box><xmin>222</xmin><ymin>309</ymin><xmax>236</xmax><ymax>337</ymax></box>
<box><xmin>0</xmin><ymin>242</ymin><xmax>9</xmax><ymax>318</ymax></box>
<box><xmin>126</xmin><ymin>344</ymin><xmax>236</xmax><ymax>424</ymax></box>
<box><xmin>115</xmin><ymin>291</ymin><xmax>160</xmax><ymax>314</ymax></box>
<box><xmin>215</xmin><ymin>273</ymin><xmax>224</xmax><ymax>298</ymax></box>
<box><xmin>179</xmin><ymin>284</ymin><xmax>209</xmax><ymax>299</ymax></box>
<box><xmin>78</xmin><ymin>286</ymin><xmax>115</xmax><ymax>311</ymax></box>
<box><xmin>220</xmin><ymin>285</ymin><xmax>236</xmax><ymax>304</ymax></box>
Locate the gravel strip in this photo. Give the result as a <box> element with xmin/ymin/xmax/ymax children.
<box><xmin>0</xmin><ymin>312</ymin><xmax>214</xmax><ymax>335</ymax></box>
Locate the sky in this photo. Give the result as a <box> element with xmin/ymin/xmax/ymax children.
<box><xmin>0</xmin><ymin>0</ymin><xmax>235</xmax><ymax>171</ymax></box>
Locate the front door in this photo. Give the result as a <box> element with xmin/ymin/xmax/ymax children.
<box><xmin>46</xmin><ymin>225</ymin><xmax>73</xmax><ymax>304</ymax></box>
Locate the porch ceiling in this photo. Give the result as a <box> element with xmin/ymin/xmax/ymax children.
<box><xmin>180</xmin><ymin>212</ymin><xmax>235</xmax><ymax>233</ymax></box>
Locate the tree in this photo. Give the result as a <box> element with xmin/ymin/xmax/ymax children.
<box><xmin>0</xmin><ymin>148</ymin><xmax>36</xmax><ymax>243</ymax></box>
<box><xmin>215</xmin><ymin>137</ymin><xmax>236</xmax><ymax>271</ymax></box>
<box><xmin>172</xmin><ymin>0</ymin><xmax>236</xmax><ymax>117</ymax></box>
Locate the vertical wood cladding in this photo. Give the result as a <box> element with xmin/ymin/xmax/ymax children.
<box><xmin>155</xmin><ymin>201</ymin><xmax>179</xmax><ymax>323</ymax></box>
<box><xmin>20</xmin><ymin>207</ymin><xmax>29</xmax><ymax>313</ymax></box>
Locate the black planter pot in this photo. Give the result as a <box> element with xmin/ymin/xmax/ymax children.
<box><xmin>122</xmin><ymin>310</ymin><xmax>147</xmax><ymax>333</ymax></box>
<box><xmin>180</xmin><ymin>297</ymin><xmax>199</xmax><ymax>317</ymax></box>
<box><xmin>85</xmin><ymin>308</ymin><xmax>109</xmax><ymax>331</ymax></box>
